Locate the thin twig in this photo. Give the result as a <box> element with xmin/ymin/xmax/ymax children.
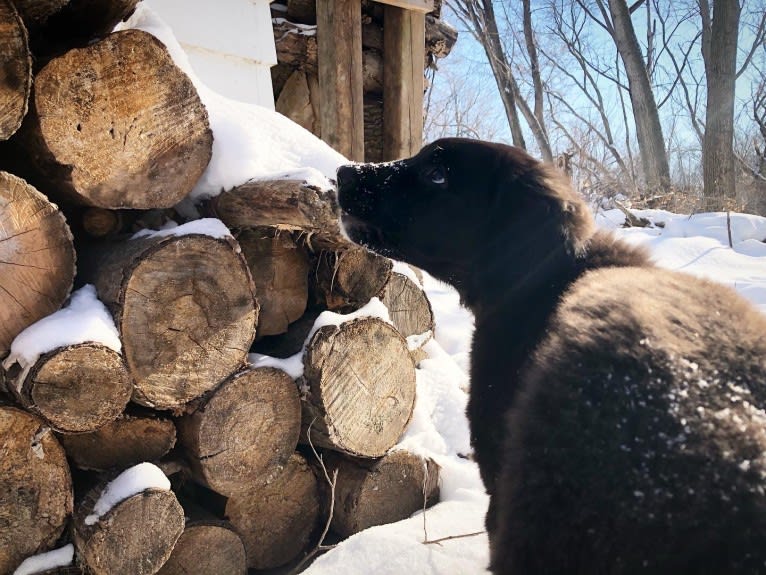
<box><xmin>423</xmin><ymin>530</ymin><xmax>487</xmax><ymax>546</ymax></box>
<box><xmin>726</xmin><ymin>211</ymin><xmax>733</xmax><ymax>248</ymax></box>
<box><xmin>422</xmin><ymin>460</ymin><xmax>430</xmax><ymax>543</ymax></box>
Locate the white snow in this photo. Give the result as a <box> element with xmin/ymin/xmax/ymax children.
<box><xmin>12</xmin><ymin>544</ymin><xmax>74</xmax><ymax>575</ymax></box>
<box><xmin>391</xmin><ymin>260</ymin><xmax>423</xmax><ymax>286</ymax></box>
<box><xmin>84</xmin><ymin>463</ymin><xmax>171</xmax><ymax>526</ymax></box>
<box><xmin>2</xmin><ymin>285</ymin><xmax>121</xmax><ymax>388</ymax></box>
<box><xmin>131</xmin><ymin>217</ymin><xmax>232</xmax><ymax>240</ymax></box>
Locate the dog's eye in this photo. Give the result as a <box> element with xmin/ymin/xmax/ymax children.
<box><xmin>427</xmin><ymin>166</ymin><xmax>447</xmax><ymax>185</ymax></box>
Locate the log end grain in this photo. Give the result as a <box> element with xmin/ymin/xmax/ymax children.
<box><xmin>315</xmin><ymin>246</ymin><xmax>392</xmax><ymax>311</ymax></box>
<box><xmin>157</xmin><ymin>522</ymin><xmax>247</xmax><ymax>575</ymax></box>
<box><xmin>378</xmin><ymin>271</ymin><xmax>434</xmax><ymax>338</ymax></box>
<box><xmin>0</xmin><ymin>0</ymin><xmax>31</xmax><ymax>140</ymax></box>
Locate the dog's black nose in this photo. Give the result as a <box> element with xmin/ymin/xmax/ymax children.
<box><xmin>336</xmin><ymin>165</ymin><xmax>360</xmax><ymax>194</ymax></box>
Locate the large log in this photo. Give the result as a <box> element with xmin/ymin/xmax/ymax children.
<box><xmin>7</xmin><ymin>343</ymin><xmax>132</xmax><ymax>433</ymax></box>
<box><xmin>0</xmin><ymin>406</ymin><xmax>73</xmax><ymax>574</ymax></box>
<box><xmin>58</xmin><ymin>412</ymin><xmax>177</xmax><ymax>471</ymax></box>
<box><xmin>0</xmin><ymin>171</ymin><xmax>75</xmax><ymax>357</ymax></box>
<box><xmin>210</xmin><ymin>179</ymin><xmax>350</xmax><ymax>251</ymax></box>
<box><xmin>225</xmin><ymin>452</ymin><xmax>321</xmax><ymax>570</ymax></box>
<box><xmin>157</xmin><ymin>520</ymin><xmax>246</xmax><ymax>575</ymax></box>
<box><xmin>177</xmin><ymin>367</ymin><xmax>301</xmax><ymax>497</ymax></box>
<box><xmin>0</xmin><ymin>0</ymin><xmax>31</xmax><ymax>140</ymax></box>
<box><xmin>300</xmin><ymin>317</ymin><xmax>416</xmax><ymax>458</ymax></box>
<box><xmin>378</xmin><ymin>271</ymin><xmax>434</xmax><ymax>338</ymax></box>
<box><xmin>314</xmin><ymin>246</ymin><xmax>392</xmax><ymax>311</ymax></box>
<box><xmin>11</xmin><ymin>29</ymin><xmax>212</xmax><ymax>209</ymax></box>
<box><xmin>237</xmin><ymin>228</ymin><xmax>309</xmax><ymax>337</ymax></box>
<box><xmin>325</xmin><ymin>450</ymin><xmax>440</xmax><ymax>537</ymax></box>
<box><xmin>89</xmin><ymin>231</ymin><xmax>257</xmax><ymax>410</ymax></box>
<box><xmin>73</xmin><ymin>466</ymin><xmax>184</xmax><ymax>575</ymax></box>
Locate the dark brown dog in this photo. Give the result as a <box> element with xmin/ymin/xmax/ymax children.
<box><xmin>337</xmin><ymin>138</ymin><xmax>766</xmax><ymax>574</ymax></box>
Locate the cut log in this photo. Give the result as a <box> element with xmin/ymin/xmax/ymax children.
<box><xmin>0</xmin><ymin>0</ymin><xmax>31</xmax><ymax>140</ymax></box>
<box><xmin>275</xmin><ymin>70</ymin><xmax>317</xmax><ymax>135</ymax></box>
<box><xmin>11</xmin><ymin>0</ymin><xmax>68</xmax><ymax>31</ymax></box>
<box><xmin>57</xmin><ymin>412</ymin><xmax>177</xmax><ymax>471</ymax></box>
<box><xmin>13</xmin><ymin>29</ymin><xmax>212</xmax><ymax>209</ymax></box>
<box><xmin>7</xmin><ymin>343</ymin><xmax>132</xmax><ymax>433</ymax></box>
<box><xmin>73</xmin><ymin>478</ymin><xmax>184</xmax><ymax>575</ymax></box>
<box><xmin>287</xmin><ymin>0</ymin><xmax>317</xmax><ymax>23</ymax></box>
<box><xmin>300</xmin><ymin>317</ymin><xmax>416</xmax><ymax>458</ymax></box>
<box><xmin>314</xmin><ymin>246</ymin><xmax>392</xmax><ymax>311</ymax></box>
<box><xmin>237</xmin><ymin>227</ymin><xmax>309</xmax><ymax>337</ymax></box>
<box><xmin>0</xmin><ymin>406</ymin><xmax>73</xmax><ymax>574</ymax></box>
<box><xmin>157</xmin><ymin>521</ymin><xmax>246</xmax><ymax>575</ymax></box>
<box><xmin>89</xmin><ymin>232</ymin><xmax>257</xmax><ymax>410</ymax></box>
<box><xmin>210</xmin><ymin>179</ymin><xmax>350</xmax><ymax>251</ymax></box>
<box><xmin>81</xmin><ymin>207</ymin><xmax>123</xmax><ymax>238</ymax></box>
<box><xmin>0</xmin><ymin>171</ymin><xmax>75</xmax><ymax>357</ymax></box>
<box><xmin>273</xmin><ymin>19</ymin><xmax>318</xmax><ymax>73</ymax></box>
<box><xmin>325</xmin><ymin>450</ymin><xmax>440</xmax><ymax>537</ymax></box>
<box><xmin>378</xmin><ymin>272</ymin><xmax>434</xmax><ymax>338</ymax></box>
<box><xmin>177</xmin><ymin>367</ymin><xmax>301</xmax><ymax>497</ymax></box>
<box><xmin>225</xmin><ymin>452</ymin><xmax>321</xmax><ymax>570</ymax></box>
<box><xmin>251</xmin><ymin>306</ymin><xmax>322</xmax><ymax>359</ymax></box>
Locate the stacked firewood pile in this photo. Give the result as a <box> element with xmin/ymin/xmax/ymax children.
<box><xmin>0</xmin><ymin>2</ymin><xmax>440</xmax><ymax>574</ymax></box>
<box><xmin>270</xmin><ymin>0</ymin><xmax>457</xmax><ymax>162</ymax></box>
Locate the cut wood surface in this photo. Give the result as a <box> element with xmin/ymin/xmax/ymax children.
<box><xmin>211</xmin><ymin>179</ymin><xmax>350</xmax><ymax>251</ymax></box>
<box><xmin>275</xmin><ymin>70</ymin><xmax>317</xmax><ymax>134</ymax></box>
<box><xmin>315</xmin><ymin>246</ymin><xmax>392</xmax><ymax>311</ymax></box>
<box><xmin>177</xmin><ymin>367</ymin><xmax>301</xmax><ymax>497</ymax></box>
<box><xmin>237</xmin><ymin>228</ymin><xmax>309</xmax><ymax>337</ymax></box>
<box><xmin>0</xmin><ymin>0</ymin><xmax>31</xmax><ymax>140</ymax></box>
<box><xmin>58</xmin><ymin>412</ymin><xmax>176</xmax><ymax>471</ymax></box>
<box><xmin>0</xmin><ymin>406</ymin><xmax>73</xmax><ymax>574</ymax></box>
<box><xmin>225</xmin><ymin>452</ymin><xmax>321</xmax><ymax>570</ymax></box>
<box><xmin>16</xmin><ymin>29</ymin><xmax>212</xmax><ymax>208</ymax></box>
<box><xmin>326</xmin><ymin>450</ymin><xmax>440</xmax><ymax>537</ymax></box>
<box><xmin>73</xmin><ymin>487</ymin><xmax>184</xmax><ymax>575</ymax></box>
<box><xmin>90</xmin><ymin>232</ymin><xmax>257</xmax><ymax>410</ymax></box>
<box><xmin>8</xmin><ymin>342</ymin><xmax>132</xmax><ymax>433</ymax></box>
<box><xmin>156</xmin><ymin>521</ymin><xmax>246</xmax><ymax>575</ymax></box>
<box><xmin>301</xmin><ymin>317</ymin><xmax>416</xmax><ymax>457</ymax></box>
<box><xmin>0</xmin><ymin>171</ymin><xmax>75</xmax><ymax>357</ymax></box>
<box><xmin>378</xmin><ymin>271</ymin><xmax>434</xmax><ymax>338</ymax></box>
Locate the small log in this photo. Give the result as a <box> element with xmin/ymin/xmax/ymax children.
<box><xmin>178</xmin><ymin>367</ymin><xmax>301</xmax><ymax>497</ymax></box>
<box><xmin>73</xmin><ymin>476</ymin><xmax>184</xmax><ymax>575</ymax></box>
<box><xmin>225</xmin><ymin>452</ymin><xmax>321</xmax><ymax>570</ymax></box>
<box><xmin>301</xmin><ymin>317</ymin><xmax>416</xmax><ymax>458</ymax></box>
<box><xmin>0</xmin><ymin>171</ymin><xmax>75</xmax><ymax>357</ymax></box>
<box><xmin>238</xmin><ymin>228</ymin><xmax>310</xmax><ymax>337</ymax></box>
<box><xmin>325</xmin><ymin>450</ymin><xmax>440</xmax><ymax>537</ymax></box>
<box><xmin>57</xmin><ymin>412</ymin><xmax>177</xmax><ymax>471</ymax></box>
<box><xmin>210</xmin><ymin>179</ymin><xmax>350</xmax><ymax>251</ymax></box>
<box><xmin>7</xmin><ymin>343</ymin><xmax>132</xmax><ymax>433</ymax></box>
<box><xmin>273</xmin><ymin>19</ymin><xmax>318</xmax><ymax>73</ymax></box>
<box><xmin>89</xmin><ymin>232</ymin><xmax>257</xmax><ymax>410</ymax></box>
<box><xmin>157</xmin><ymin>521</ymin><xmax>246</xmax><ymax>575</ymax></box>
<box><xmin>314</xmin><ymin>246</ymin><xmax>392</xmax><ymax>311</ymax></box>
<box><xmin>81</xmin><ymin>207</ymin><xmax>123</xmax><ymax>238</ymax></box>
<box><xmin>378</xmin><ymin>271</ymin><xmax>434</xmax><ymax>338</ymax></box>
<box><xmin>13</xmin><ymin>29</ymin><xmax>212</xmax><ymax>209</ymax></box>
<box><xmin>275</xmin><ymin>70</ymin><xmax>317</xmax><ymax>135</ymax></box>
<box><xmin>251</xmin><ymin>306</ymin><xmax>322</xmax><ymax>358</ymax></box>
<box><xmin>0</xmin><ymin>406</ymin><xmax>73</xmax><ymax>574</ymax></box>
<box><xmin>0</xmin><ymin>0</ymin><xmax>31</xmax><ymax>140</ymax></box>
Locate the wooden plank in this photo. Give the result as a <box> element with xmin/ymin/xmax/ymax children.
<box><xmin>316</xmin><ymin>0</ymin><xmax>364</xmax><ymax>160</ymax></box>
<box><xmin>376</xmin><ymin>0</ymin><xmax>434</xmax><ymax>13</ymax></box>
<box><xmin>383</xmin><ymin>5</ymin><xmax>425</xmax><ymax>160</ymax></box>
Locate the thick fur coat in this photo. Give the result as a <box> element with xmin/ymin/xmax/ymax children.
<box><xmin>336</xmin><ymin>138</ymin><xmax>766</xmax><ymax>574</ymax></box>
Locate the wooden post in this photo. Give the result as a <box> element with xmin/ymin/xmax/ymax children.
<box><xmin>316</xmin><ymin>0</ymin><xmax>364</xmax><ymax>160</ymax></box>
<box><xmin>382</xmin><ymin>3</ymin><xmax>428</xmax><ymax>160</ymax></box>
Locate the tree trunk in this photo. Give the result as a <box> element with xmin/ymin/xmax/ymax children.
<box><xmin>314</xmin><ymin>246</ymin><xmax>393</xmax><ymax>312</ymax></box>
<box><xmin>324</xmin><ymin>450</ymin><xmax>440</xmax><ymax>537</ymax></box>
<box><xmin>7</xmin><ymin>343</ymin><xmax>132</xmax><ymax>433</ymax></box>
<box><xmin>378</xmin><ymin>271</ymin><xmax>434</xmax><ymax>339</ymax></box>
<box><xmin>209</xmin><ymin>179</ymin><xmax>350</xmax><ymax>251</ymax></box>
<box><xmin>237</xmin><ymin>228</ymin><xmax>310</xmax><ymax>337</ymax></box>
<box><xmin>10</xmin><ymin>29</ymin><xmax>212</xmax><ymax>209</ymax></box>
<box><xmin>0</xmin><ymin>171</ymin><xmax>75</xmax><ymax>357</ymax></box>
<box><xmin>300</xmin><ymin>317</ymin><xmax>416</xmax><ymax>458</ymax></box>
<box><xmin>0</xmin><ymin>406</ymin><xmax>73</xmax><ymax>574</ymax></box>
<box><xmin>225</xmin><ymin>452</ymin><xmax>321</xmax><ymax>570</ymax></box>
<box><xmin>700</xmin><ymin>0</ymin><xmax>741</xmax><ymax>211</ymax></box>
<box><xmin>73</xmin><ymin>483</ymin><xmax>184</xmax><ymax>575</ymax></box>
<box><xmin>608</xmin><ymin>0</ymin><xmax>670</xmax><ymax>195</ymax></box>
<box><xmin>157</xmin><ymin>521</ymin><xmax>246</xmax><ymax>575</ymax></box>
<box><xmin>177</xmin><ymin>367</ymin><xmax>301</xmax><ymax>497</ymax></box>
<box><xmin>0</xmin><ymin>0</ymin><xmax>31</xmax><ymax>140</ymax></box>
<box><xmin>89</xmin><ymin>232</ymin><xmax>257</xmax><ymax>410</ymax></box>
<box><xmin>57</xmin><ymin>412</ymin><xmax>177</xmax><ymax>471</ymax></box>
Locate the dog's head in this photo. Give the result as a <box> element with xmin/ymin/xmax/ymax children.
<box><xmin>337</xmin><ymin>138</ymin><xmax>594</xmax><ymax>300</ymax></box>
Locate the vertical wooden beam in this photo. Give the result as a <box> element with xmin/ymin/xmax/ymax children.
<box><xmin>383</xmin><ymin>5</ymin><xmax>425</xmax><ymax>160</ymax></box>
<box><xmin>316</xmin><ymin>0</ymin><xmax>364</xmax><ymax>161</ymax></box>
